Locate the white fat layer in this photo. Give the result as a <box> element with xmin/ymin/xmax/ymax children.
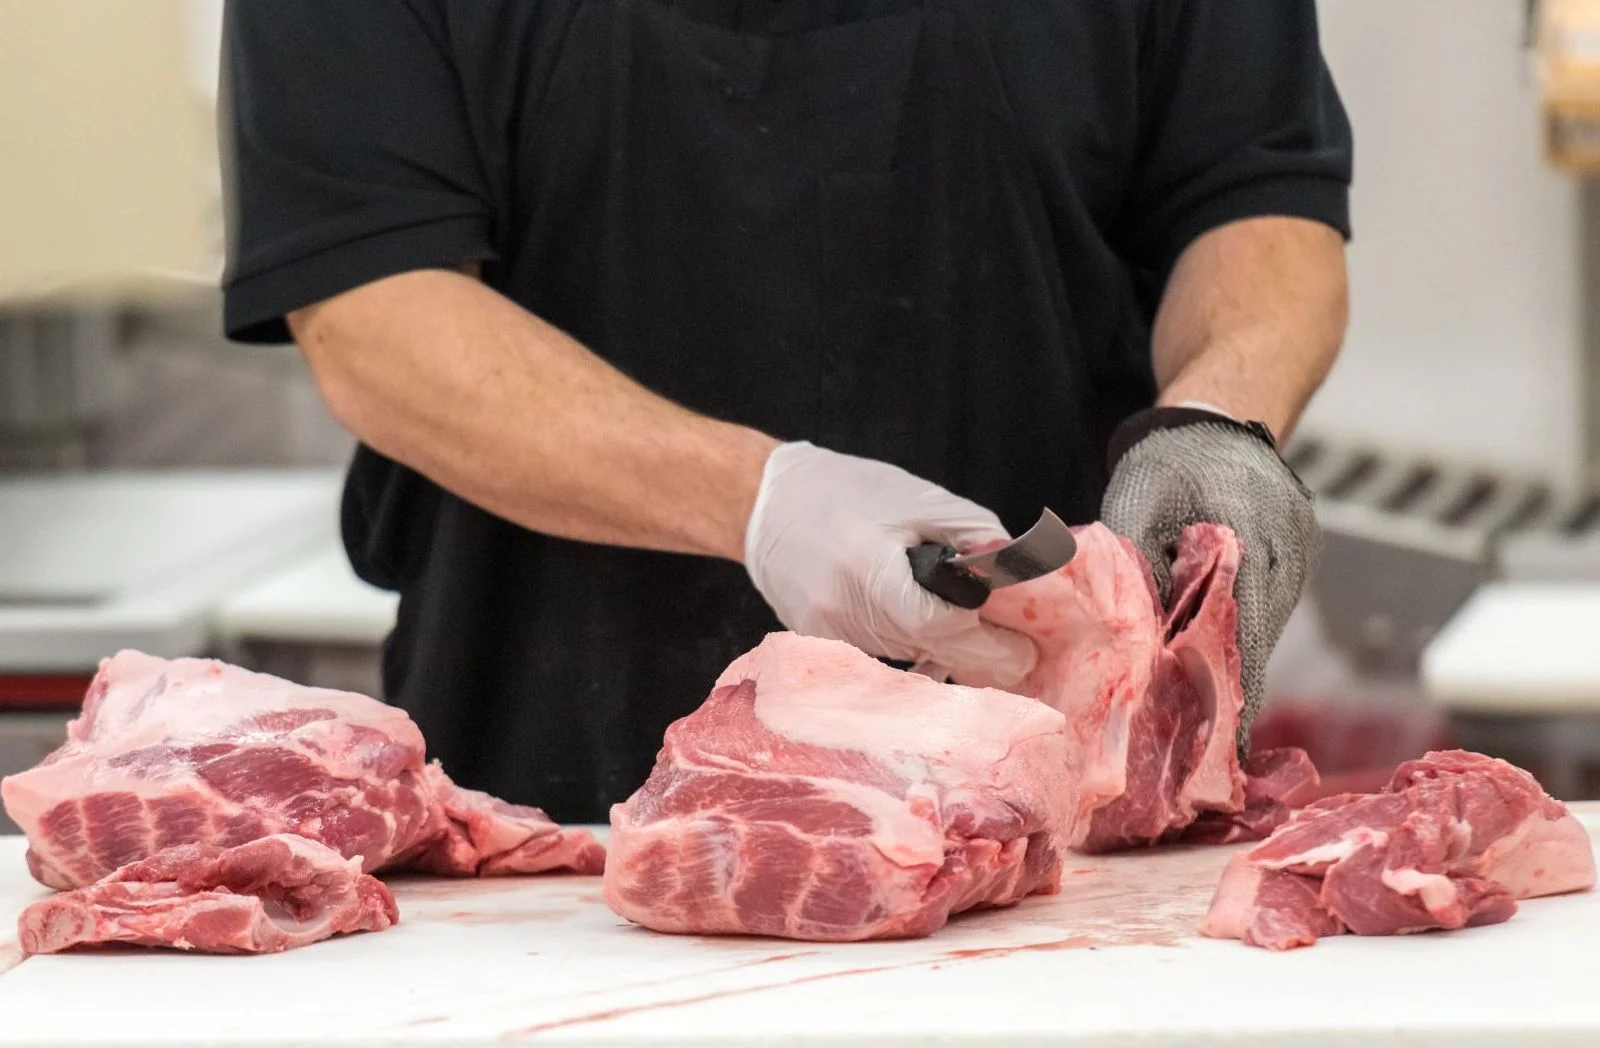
<box><xmin>1478</xmin><ymin>812</ymin><xmax>1598</xmax><ymax>899</ymax></box>
<box><xmin>727</xmin><ymin>634</ymin><xmax>1064</xmax><ymax>782</ymax></box>
<box><xmin>1380</xmin><ymin>867</ymin><xmax>1460</xmax><ymax>915</ymax></box>
<box><xmin>1256</xmin><ymin>826</ymin><xmax>1389</xmax><ymax>871</ymax></box>
<box><xmin>77</xmin><ymin>651</ymin><xmax>424</xmax><ymax>751</ymax></box>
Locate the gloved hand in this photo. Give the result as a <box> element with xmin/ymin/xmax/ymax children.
<box><xmin>1100</xmin><ymin>407</ymin><xmax>1320</xmax><ymax>745</ymax></box>
<box><xmin>744</xmin><ymin>441</ymin><xmax>1038</xmax><ymax>688</ymax></box>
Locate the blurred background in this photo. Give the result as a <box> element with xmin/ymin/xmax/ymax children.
<box><xmin>3</xmin><ymin>0</ymin><xmax>1600</xmax><ymax>826</ymax></box>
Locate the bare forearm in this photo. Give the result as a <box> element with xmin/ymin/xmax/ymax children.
<box><xmin>290</xmin><ymin>269</ymin><xmax>778</xmax><ymax>561</ymax></box>
<box><xmin>1150</xmin><ymin>216</ymin><xmax>1348</xmax><ymax>441</ymax></box>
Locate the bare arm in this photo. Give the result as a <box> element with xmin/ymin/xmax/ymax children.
<box><xmin>1150</xmin><ymin>216</ymin><xmax>1348</xmax><ymax>441</ymax></box>
<box><xmin>289</xmin><ymin>268</ymin><xmax>779</xmax><ymax>562</ymax></box>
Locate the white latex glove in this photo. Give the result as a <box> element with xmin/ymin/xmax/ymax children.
<box><xmin>744</xmin><ymin>441</ymin><xmax>1038</xmax><ymax>688</ymax></box>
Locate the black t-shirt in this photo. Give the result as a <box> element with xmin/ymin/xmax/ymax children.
<box><xmin>223</xmin><ymin>1</ymin><xmax>1350</xmax><ymax>342</ymax></box>
<box><xmin>221</xmin><ymin>0</ymin><xmax>1352</xmax><ymax>821</ymax></box>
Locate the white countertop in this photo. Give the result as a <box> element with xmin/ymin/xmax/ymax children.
<box><xmin>0</xmin><ymin>470</ymin><xmax>344</xmax><ymax>670</ymax></box>
<box><xmin>2</xmin><ymin>812</ymin><xmax>1600</xmax><ymax>1046</ymax></box>
<box><xmin>1423</xmin><ymin>582</ymin><xmax>1600</xmax><ymax>713</ymax></box>
<box><xmin>213</xmin><ymin>543</ymin><xmax>398</xmax><ymax>647</ymax></box>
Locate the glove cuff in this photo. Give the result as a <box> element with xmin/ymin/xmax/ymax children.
<box><xmin>1105</xmin><ymin>406</ymin><xmax>1282</xmax><ymax>474</ymax></box>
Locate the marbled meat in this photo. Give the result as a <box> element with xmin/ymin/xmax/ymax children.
<box><xmin>2</xmin><ymin>652</ymin><xmax>604</xmax><ymax>953</ymax></box>
<box><xmin>1202</xmin><ymin>750</ymin><xmax>1596</xmax><ymax>949</ymax></box>
<box><xmin>605</xmin><ymin>632</ymin><xmax>1075</xmax><ymax>941</ymax></box>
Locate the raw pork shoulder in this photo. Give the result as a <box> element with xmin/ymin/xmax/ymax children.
<box><xmin>18</xmin><ymin>834</ymin><xmax>396</xmax><ymax>955</ymax></box>
<box><xmin>977</xmin><ymin>522</ymin><xmax>1314</xmax><ymax>851</ymax></box>
<box><xmin>605</xmin><ymin>633</ymin><xmax>1074</xmax><ymax>941</ymax></box>
<box><xmin>2</xmin><ymin>651</ymin><xmax>604</xmax><ymax>892</ymax></box>
<box><xmin>1202</xmin><ymin>750</ymin><xmax>1596</xmax><ymax>949</ymax></box>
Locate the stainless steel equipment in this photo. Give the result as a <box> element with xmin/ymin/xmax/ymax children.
<box><xmin>0</xmin><ymin>308</ymin><xmax>118</xmax><ymax>468</ymax></box>
<box><xmin>1285</xmin><ymin>431</ymin><xmax>1575</xmax><ymax>674</ymax></box>
<box><xmin>1495</xmin><ymin>489</ymin><xmax>1600</xmax><ymax>580</ymax></box>
<box><xmin>1284</xmin><ymin>430</ymin><xmax>1600</xmax><ymax>798</ymax></box>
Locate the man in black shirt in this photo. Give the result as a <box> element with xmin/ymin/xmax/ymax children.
<box><xmin>221</xmin><ymin>1</ymin><xmax>1353</xmax><ymax>823</ymax></box>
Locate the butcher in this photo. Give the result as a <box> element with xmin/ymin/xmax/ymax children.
<box><xmin>220</xmin><ymin>1</ymin><xmax>1352</xmax><ymax>823</ymax></box>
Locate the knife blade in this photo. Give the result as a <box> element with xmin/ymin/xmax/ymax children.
<box><xmin>906</xmin><ymin>508</ymin><xmax>1076</xmax><ymax>611</ymax></box>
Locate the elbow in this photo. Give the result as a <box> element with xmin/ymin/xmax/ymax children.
<box><xmin>288</xmin><ymin>302</ymin><xmax>371</xmax><ymax>439</ymax></box>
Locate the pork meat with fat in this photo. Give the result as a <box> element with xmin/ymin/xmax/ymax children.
<box><xmin>17</xmin><ymin>833</ymin><xmax>397</xmax><ymax>954</ymax></box>
<box><xmin>605</xmin><ymin>633</ymin><xmax>1074</xmax><ymax>941</ymax></box>
<box><xmin>2</xmin><ymin>651</ymin><xmax>604</xmax><ymax>891</ymax></box>
<box><xmin>977</xmin><ymin>522</ymin><xmax>1313</xmax><ymax>851</ymax></box>
<box><xmin>1202</xmin><ymin>750</ymin><xmax>1596</xmax><ymax>949</ymax></box>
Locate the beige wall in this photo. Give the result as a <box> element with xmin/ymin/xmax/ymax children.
<box><xmin>1308</xmin><ymin>0</ymin><xmax>1587</xmax><ymax>482</ymax></box>
<box><xmin>27</xmin><ymin>0</ymin><xmax>1591</xmax><ymax>480</ymax></box>
<box><xmin>0</xmin><ymin>1</ymin><xmax>216</xmax><ymax>303</ymax></box>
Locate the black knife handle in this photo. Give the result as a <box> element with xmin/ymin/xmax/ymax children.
<box><xmin>907</xmin><ymin>542</ymin><xmax>991</xmax><ymax>610</ymax></box>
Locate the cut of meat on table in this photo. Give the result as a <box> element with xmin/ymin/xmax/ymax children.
<box><xmin>607</xmin><ymin>522</ymin><xmax>1305</xmax><ymax>944</ymax></box>
<box><xmin>1185</xmin><ymin>748</ymin><xmax>1321</xmax><ymax>846</ymax></box>
<box><xmin>1</xmin><ymin>651</ymin><xmax>603</xmax><ymax>896</ymax></box>
<box><xmin>2</xmin><ymin>651</ymin><xmax>433</xmax><ymax>890</ymax></box>
<box><xmin>605</xmin><ymin>632</ymin><xmax>1074</xmax><ymax>942</ymax></box>
<box><xmin>975</xmin><ymin>522</ymin><xmax>1314</xmax><ymax>852</ymax></box>
<box><xmin>408</xmin><ymin>766</ymin><xmax>608</xmax><ymax>877</ymax></box>
<box><xmin>1202</xmin><ymin>750</ymin><xmax>1597</xmax><ymax>950</ymax></box>
<box><xmin>17</xmin><ymin>834</ymin><xmax>396</xmax><ymax>955</ymax></box>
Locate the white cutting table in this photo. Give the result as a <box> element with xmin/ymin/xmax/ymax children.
<box><xmin>1</xmin><ymin>814</ymin><xmax>1600</xmax><ymax>1047</ymax></box>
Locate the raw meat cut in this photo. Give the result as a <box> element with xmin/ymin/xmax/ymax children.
<box><xmin>1185</xmin><ymin>748</ymin><xmax>1320</xmax><ymax>846</ymax></box>
<box><xmin>605</xmin><ymin>632</ymin><xmax>1074</xmax><ymax>941</ymax></box>
<box><xmin>4</xmin><ymin>651</ymin><xmax>433</xmax><ymax>889</ymax></box>
<box><xmin>1202</xmin><ymin>750</ymin><xmax>1596</xmax><ymax>949</ymax></box>
<box><xmin>607</xmin><ymin>522</ymin><xmax>1304</xmax><ymax>942</ymax></box>
<box><xmin>975</xmin><ymin>522</ymin><xmax>1313</xmax><ymax>851</ymax></box>
<box><xmin>2</xmin><ymin>651</ymin><xmax>604</xmax><ymax>893</ymax></box>
<box><xmin>411</xmin><ymin>767</ymin><xmax>609</xmax><ymax>877</ymax></box>
<box><xmin>18</xmin><ymin>834</ymin><xmax>397</xmax><ymax>954</ymax></box>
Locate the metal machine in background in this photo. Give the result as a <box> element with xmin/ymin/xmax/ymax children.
<box><xmin>0</xmin><ymin>309</ymin><xmax>119</xmax><ymax>469</ymax></box>
<box><xmin>1288</xmin><ymin>428</ymin><xmax>1600</xmax><ymax>799</ymax></box>
<box><xmin>1289</xmin><ymin>427</ymin><xmax>1600</xmax><ymax>668</ymax></box>
<box><xmin>1287</xmin><ymin>431</ymin><xmax>1564</xmax><ymax>676</ymax></box>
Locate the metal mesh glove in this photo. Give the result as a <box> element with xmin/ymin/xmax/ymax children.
<box><xmin>1100</xmin><ymin>408</ymin><xmax>1320</xmax><ymax>748</ymax></box>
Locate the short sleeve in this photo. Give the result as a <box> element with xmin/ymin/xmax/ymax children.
<box><xmin>1116</xmin><ymin>1</ymin><xmax>1353</xmax><ymax>280</ymax></box>
<box><xmin>220</xmin><ymin>0</ymin><xmax>496</xmax><ymax>344</ymax></box>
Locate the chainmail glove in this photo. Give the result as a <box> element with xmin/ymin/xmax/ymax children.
<box><xmin>1100</xmin><ymin>407</ymin><xmax>1320</xmax><ymax>748</ymax></box>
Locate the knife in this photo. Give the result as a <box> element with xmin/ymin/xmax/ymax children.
<box><xmin>905</xmin><ymin>509</ymin><xmax>1075</xmax><ymax>684</ymax></box>
<box><xmin>907</xmin><ymin>508</ymin><xmax>1077</xmax><ymax>611</ymax></box>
